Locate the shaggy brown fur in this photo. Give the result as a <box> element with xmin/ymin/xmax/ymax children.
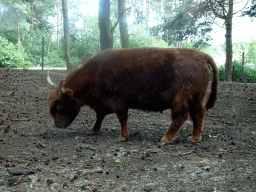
<box><xmin>48</xmin><ymin>48</ymin><xmax>219</xmax><ymax>145</ymax></box>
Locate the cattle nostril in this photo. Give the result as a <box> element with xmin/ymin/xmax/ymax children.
<box><xmin>55</xmin><ymin>118</ymin><xmax>70</xmax><ymax>128</ymax></box>
<box><xmin>55</xmin><ymin>123</ymin><xmax>61</xmax><ymax>128</ymax></box>
<box><xmin>55</xmin><ymin>121</ymin><xmax>63</xmax><ymax>128</ymax></box>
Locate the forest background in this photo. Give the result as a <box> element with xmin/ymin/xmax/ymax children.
<box><xmin>0</xmin><ymin>0</ymin><xmax>256</xmax><ymax>82</ymax></box>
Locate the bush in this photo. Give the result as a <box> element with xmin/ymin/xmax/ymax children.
<box><xmin>218</xmin><ymin>65</ymin><xmax>225</xmax><ymax>81</ymax></box>
<box><xmin>0</xmin><ymin>36</ymin><xmax>32</xmax><ymax>68</ymax></box>
<box><xmin>182</xmin><ymin>42</ymin><xmax>215</xmax><ymax>57</ymax></box>
<box><xmin>45</xmin><ymin>49</ymin><xmax>66</xmax><ymax>67</ymax></box>
<box><xmin>218</xmin><ymin>60</ymin><xmax>256</xmax><ymax>82</ymax></box>
<box><xmin>20</xmin><ymin>29</ymin><xmax>50</xmax><ymax>65</ymax></box>
<box><xmin>129</xmin><ymin>27</ymin><xmax>169</xmax><ymax>48</ymax></box>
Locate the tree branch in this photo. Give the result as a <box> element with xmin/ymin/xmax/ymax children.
<box><xmin>233</xmin><ymin>0</ymin><xmax>250</xmax><ymax>15</ymax></box>
<box><xmin>111</xmin><ymin>7</ymin><xmax>131</xmax><ymax>34</ymax></box>
<box><xmin>212</xmin><ymin>17</ymin><xmax>226</xmax><ymax>29</ymax></box>
<box><xmin>111</xmin><ymin>16</ymin><xmax>122</xmax><ymax>34</ymax></box>
<box><xmin>209</xmin><ymin>0</ymin><xmax>226</xmax><ymax>20</ymax></box>
<box><xmin>29</xmin><ymin>0</ymin><xmax>35</xmax><ymax>30</ymax></box>
<box><xmin>217</xmin><ymin>0</ymin><xmax>228</xmax><ymax>16</ymax></box>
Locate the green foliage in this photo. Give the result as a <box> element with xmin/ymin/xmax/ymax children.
<box><xmin>45</xmin><ymin>48</ymin><xmax>66</xmax><ymax>67</ymax></box>
<box><xmin>0</xmin><ymin>36</ymin><xmax>32</xmax><ymax>68</ymax></box>
<box><xmin>129</xmin><ymin>27</ymin><xmax>169</xmax><ymax>48</ymax></box>
<box><xmin>218</xmin><ymin>65</ymin><xmax>225</xmax><ymax>81</ymax></box>
<box><xmin>218</xmin><ymin>60</ymin><xmax>256</xmax><ymax>83</ymax></box>
<box><xmin>242</xmin><ymin>0</ymin><xmax>256</xmax><ymax>18</ymax></box>
<box><xmin>69</xmin><ymin>15</ymin><xmax>100</xmax><ymax>62</ymax></box>
<box><xmin>182</xmin><ymin>42</ymin><xmax>215</xmax><ymax>57</ymax></box>
<box><xmin>0</xmin><ymin>0</ymin><xmax>61</xmax><ymax>68</ymax></box>
<box><xmin>20</xmin><ymin>28</ymin><xmax>66</xmax><ymax>67</ymax></box>
<box><xmin>149</xmin><ymin>0</ymin><xmax>213</xmax><ymax>46</ymax></box>
<box><xmin>20</xmin><ymin>29</ymin><xmax>49</xmax><ymax>64</ymax></box>
<box><xmin>232</xmin><ymin>42</ymin><xmax>249</xmax><ymax>57</ymax></box>
<box><xmin>0</xmin><ymin>29</ymin><xmax>18</xmax><ymax>45</ymax></box>
<box><xmin>0</xmin><ymin>0</ymin><xmax>30</xmax><ymax>32</ymax></box>
<box><xmin>198</xmin><ymin>46</ymin><xmax>215</xmax><ymax>58</ymax></box>
<box><xmin>247</xmin><ymin>38</ymin><xmax>256</xmax><ymax>64</ymax></box>
<box><xmin>181</xmin><ymin>43</ymin><xmax>193</xmax><ymax>49</ymax></box>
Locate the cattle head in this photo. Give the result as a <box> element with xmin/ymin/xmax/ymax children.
<box><xmin>47</xmin><ymin>71</ymin><xmax>82</xmax><ymax>128</ymax></box>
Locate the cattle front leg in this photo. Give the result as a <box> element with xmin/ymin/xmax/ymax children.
<box><xmin>189</xmin><ymin>104</ymin><xmax>206</xmax><ymax>143</ymax></box>
<box><xmin>161</xmin><ymin>111</ymin><xmax>189</xmax><ymax>146</ymax></box>
<box><xmin>91</xmin><ymin>113</ymin><xmax>106</xmax><ymax>133</ymax></box>
<box><xmin>115</xmin><ymin>109</ymin><xmax>129</xmax><ymax>142</ymax></box>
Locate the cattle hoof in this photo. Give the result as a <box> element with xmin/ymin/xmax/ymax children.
<box><xmin>161</xmin><ymin>138</ymin><xmax>171</xmax><ymax>146</ymax></box>
<box><xmin>90</xmin><ymin>128</ymin><xmax>100</xmax><ymax>133</ymax></box>
<box><xmin>118</xmin><ymin>136</ymin><xmax>127</xmax><ymax>142</ymax></box>
<box><xmin>161</xmin><ymin>135</ymin><xmax>174</xmax><ymax>146</ymax></box>
<box><xmin>189</xmin><ymin>136</ymin><xmax>201</xmax><ymax>143</ymax></box>
<box><xmin>88</xmin><ymin>130</ymin><xmax>100</xmax><ymax>135</ymax></box>
<box><xmin>161</xmin><ymin>140</ymin><xmax>167</xmax><ymax>146</ymax></box>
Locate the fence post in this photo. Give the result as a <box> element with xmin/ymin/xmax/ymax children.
<box><xmin>242</xmin><ymin>51</ymin><xmax>244</xmax><ymax>83</ymax></box>
<box><xmin>42</xmin><ymin>36</ymin><xmax>44</xmax><ymax>70</ymax></box>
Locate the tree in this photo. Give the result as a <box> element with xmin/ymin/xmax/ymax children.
<box><xmin>208</xmin><ymin>0</ymin><xmax>233</xmax><ymax>81</ymax></box>
<box><xmin>243</xmin><ymin>0</ymin><xmax>256</xmax><ymax>17</ymax></box>
<box><xmin>69</xmin><ymin>15</ymin><xmax>100</xmax><ymax>60</ymax></box>
<box><xmin>0</xmin><ymin>0</ymin><xmax>30</xmax><ymax>48</ymax></box>
<box><xmin>98</xmin><ymin>0</ymin><xmax>126</xmax><ymax>50</ymax></box>
<box><xmin>146</xmin><ymin>0</ymin><xmax>213</xmax><ymax>48</ymax></box>
<box><xmin>62</xmin><ymin>0</ymin><xmax>74</xmax><ymax>70</ymax></box>
<box><xmin>182</xmin><ymin>0</ymin><xmax>249</xmax><ymax>82</ymax></box>
<box><xmin>207</xmin><ymin>0</ymin><xmax>251</xmax><ymax>81</ymax></box>
<box><xmin>118</xmin><ymin>0</ymin><xmax>129</xmax><ymax>48</ymax></box>
<box><xmin>0</xmin><ymin>0</ymin><xmax>62</xmax><ymax>65</ymax></box>
<box><xmin>99</xmin><ymin>0</ymin><xmax>113</xmax><ymax>50</ymax></box>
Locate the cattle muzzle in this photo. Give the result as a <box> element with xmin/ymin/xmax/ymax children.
<box><xmin>54</xmin><ymin>115</ymin><xmax>71</xmax><ymax>128</ymax></box>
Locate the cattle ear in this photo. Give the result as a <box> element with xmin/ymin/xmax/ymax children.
<box><xmin>61</xmin><ymin>88</ymin><xmax>73</xmax><ymax>100</ymax></box>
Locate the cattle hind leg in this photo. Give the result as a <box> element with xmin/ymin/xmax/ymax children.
<box><xmin>161</xmin><ymin>110</ymin><xmax>189</xmax><ymax>146</ymax></box>
<box><xmin>189</xmin><ymin>104</ymin><xmax>206</xmax><ymax>143</ymax></box>
<box><xmin>91</xmin><ymin>113</ymin><xmax>106</xmax><ymax>133</ymax></box>
<box><xmin>115</xmin><ymin>109</ymin><xmax>129</xmax><ymax>142</ymax></box>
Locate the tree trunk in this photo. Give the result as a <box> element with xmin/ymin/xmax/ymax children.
<box><xmin>62</xmin><ymin>0</ymin><xmax>73</xmax><ymax>70</ymax></box>
<box><xmin>118</xmin><ymin>0</ymin><xmax>129</xmax><ymax>48</ymax></box>
<box><xmin>224</xmin><ymin>0</ymin><xmax>233</xmax><ymax>82</ymax></box>
<box><xmin>225</xmin><ymin>20</ymin><xmax>232</xmax><ymax>82</ymax></box>
<box><xmin>99</xmin><ymin>0</ymin><xmax>113</xmax><ymax>50</ymax></box>
<box><xmin>208</xmin><ymin>0</ymin><xmax>234</xmax><ymax>82</ymax></box>
<box><xmin>48</xmin><ymin>26</ymin><xmax>54</xmax><ymax>54</ymax></box>
<box><xmin>30</xmin><ymin>0</ymin><xmax>35</xmax><ymax>30</ymax></box>
<box><xmin>17</xmin><ymin>20</ymin><xmax>20</xmax><ymax>50</ymax></box>
<box><xmin>57</xmin><ymin>4</ymin><xmax>60</xmax><ymax>50</ymax></box>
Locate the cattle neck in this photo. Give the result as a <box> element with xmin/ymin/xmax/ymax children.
<box><xmin>62</xmin><ymin>67</ymin><xmax>90</xmax><ymax>104</ymax></box>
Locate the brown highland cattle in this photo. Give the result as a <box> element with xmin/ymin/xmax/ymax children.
<box><xmin>47</xmin><ymin>48</ymin><xmax>219</xmax><ymax>145</ymax></box>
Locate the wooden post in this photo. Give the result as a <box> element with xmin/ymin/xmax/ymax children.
<box><xmin>42</xmin><ymin>36</ymin><xmax>44</xmax><ymax>70</ymax></box>
<box><xmin>242</xmin><ymin>51</ymin><xmax>244</xmax><ymax>83</ymax></box>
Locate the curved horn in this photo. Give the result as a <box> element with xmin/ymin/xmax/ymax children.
<box><xmin>59</xmin><ymin>81</ymin><xmax>66</xmax><ymax>95</ymax></box>
<box><xmin>47</xmin><ymin>70</ymin><xmax>57</xmax><ymax>87</ymax></box>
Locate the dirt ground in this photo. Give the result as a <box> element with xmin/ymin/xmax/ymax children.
<box><xmin>0</xmin><ymin>69</ymin><xmax>255</xmax><ymax>192</ymax></box>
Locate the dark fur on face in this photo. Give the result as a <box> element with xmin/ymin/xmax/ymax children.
<box><xmin>48</xmin><ymin>86</ymin><xmax>81</xmax><ymax>128</ymax></box>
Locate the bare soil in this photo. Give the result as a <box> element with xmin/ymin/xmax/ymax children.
<box><xmin>0</xmin><ymin>69</ymin><xmax>256</xmax><ymax>192</ymax></box>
